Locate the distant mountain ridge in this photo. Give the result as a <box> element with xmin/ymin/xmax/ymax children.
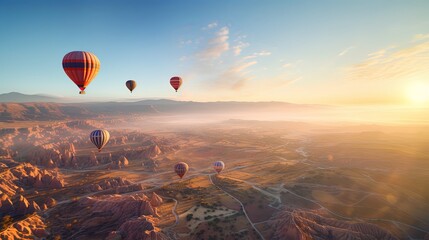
<box><xmin>0</xmin><ymin>92</ymin><xmax>61</xmax><ymax>103</ymax></box>
<box><xmin>0</xmin><ymin>92</ymin><xmax>329</xmax><ymax>121</ymax></box>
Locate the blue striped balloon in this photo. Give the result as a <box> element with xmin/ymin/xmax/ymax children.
<box><xmin>90</xmin><ymin>130</ymin><xmax>110</xmax><ymax>152</ymax></box>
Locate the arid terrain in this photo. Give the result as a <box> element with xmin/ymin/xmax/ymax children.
<box><xmin>0</xmin><ymin>100</ymin><xmax>428</xmax><ymax>240</ymax></box>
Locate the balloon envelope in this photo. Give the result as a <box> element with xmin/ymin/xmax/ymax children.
<box><xmin>213</xmin><ymin>161</ymin><xmax>225</xmax><ymax>174</ymax></box>
<box><xmin>62</xmin><ymin>51</ymin><xmax>100</xmax><ymax>94</ymax></box>
<box><xmin>126</xmin><ymin>80</ymin><xmax>137</xmax><ymax>93</ymax></box>
<box><xmin>170</xmin><ymin>76</ymin><xmax>182</xmax><ymax>92</ymax></box>
<box><xmin>90</xmin><ymin>130</ymin><xmax>110</xmax><ymax>152</ymax></box>
<box><xmin>174</xmin><ymin>162</ymin><xmax>189</xmax><ymax>178</ymax></box>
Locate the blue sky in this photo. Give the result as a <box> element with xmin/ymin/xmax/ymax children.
<box><xmin>0</xmin><ymin>0</ymin><xmax>429</xmax><ymax>104</ymax></box>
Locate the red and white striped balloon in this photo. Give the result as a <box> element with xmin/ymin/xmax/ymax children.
<box><xmin>62</xmin><ymin>51</ymin><xmax>100</xmax><ymax>94</ymax></box>
<box><xmin>170</xmin><ymin>76</ymin><xmax>182</xmax><ymax>92</ymax></box>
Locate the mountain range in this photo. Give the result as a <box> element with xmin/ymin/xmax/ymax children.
<box><xmin>0</xmin><ymin>92</ymin><xmax>326</xmax><ymax>121</ymax></box>
<box><xmin>0</xmin><ymin>92</ymin><xmax>62</xmax><ymax>103</ymax></box>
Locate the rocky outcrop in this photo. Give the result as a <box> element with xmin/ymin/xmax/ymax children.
<box><xmin>81</xmin><ymin>194</ymin><xmax>156</xmax><ymax>225</ymax></box>
<box><xmin>113</xmin><ymin>215</ymin><xmax>167</xmax><ymax>240</ymax></box>
<box><xmin>0</xmin><ymin>193</ymin><xmax>14</xmax><ymax>213</ymax></box>
<box><xmin>110</xmin><ymin>156</ymin><xmax>129</xmax><ymax>169</ymax></box>
<box><xmin>149</xmin><ymin>192</ymin><xmax>163</xmax><ymax>217</ymax></box>
<box><xmin>0</xmin><ymin>160</ymin><xmax>64</xmax><ymax>198</ymax></box>
<box><xmin>84</xmin><ymin>177</ymin><xmax>144</xmax><ymax>194</ymax></box>
<box><xmin>89</xmin><ymin>151</ymin><xmax>99</xmax><ymax>166</ymax></box>
<box><xmin>16</xmin><ymin>165</ymin><xmax>64</xmax><ymax>189</ymax></box>
<box><xmin>44</xmin><ymin>197</ymin><xmax>57</xmax><ymax>207</ymax></box>
<box><xmin>0</xmin><ymin>148</ymin><xmax>12</xmax><ymax>159</ymax></box>
<box><xmin>269</xmin><ymin>208</ymin><xmax>399</xmax><ymax>240</ymax></box>
<box><xmin>47</xmin><ymin>193</ymin><xmax>165</xmax><ymax>239</ymax></box>
<box><xmin>150</xmin><ymin>192</ymin><xmax>163</xmax><ymax>208</ymax></box>
<box><xmin>0</xmin><ymin>122</ymin><xmax>178</xmax><ymax>170</ymax></box>
<box><xmin>0</xmin><ymin>194</ymin><xmax>40</xmax><ymax>217</ymax></box>
<box><xmin>141</xmin><ymin>158</ymin><xmax>159</xmax><ymax>172</ymax></box>
<box><xmin>0</xmin><ymin>212</ymin><xmax>48</xmax><ymax>239</ymax></box>
<box><xmin>146</xmin><ymin>145</ymin><xmax>162</xmax><ymax>158</ymax></box>
<box><xmin>14</xmin><ymin>195</ymin><xmax>40</xmax><ymax>216</ymax></box>
<box><xmin>0</xmin><ymin>160</ymin><xmax>62</xmax><ymax>218</ymax></box>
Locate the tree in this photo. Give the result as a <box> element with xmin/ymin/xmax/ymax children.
<box><xmin>186</xmin><ymin>214</ymin><xmax>193</xmax><ymax>221</ymax></box>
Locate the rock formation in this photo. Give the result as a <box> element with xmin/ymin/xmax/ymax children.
<box><xmin>150</xmin><ymin>192</ymin><xmax>163</xmax><ymax>208</ymax></box>
<box><xmin>146</xmin><ymin>144</ymin><xmax>162</xmax><ymax>158</ymax></box>
<box><xmin>269</xmin><ymin>208</ymin><xmax>399</xmax><ymax>240</ymax></box>
<box><xmin>48</xmin><ymin>194</ymin><xmax>166</xmax><ymax>239</ymax></box>
<box><xmin>85</xmin><ymin>177</ymin><xmax>143</xmax><ymax>193</ymax></box>
<box><xmin>0</xmin><ymin>214</ymin><xmax>48</xmax><ymax>239</ymax></box>
<box><xmin>0</xmin><ymin>160</ymin><xmax>64</xmax><ymax>197</ymax></box>
<box><xmin>0</xmin><ymin>194</ymin><xmax>40</xmax><ymax>217</ymax></box>
<box><xmin>113</xmin><ymin>215</ymin><xmax>167</xmax><ymax>240</ymax></box>
<box><xmin>110</xmin><ymin>156</ymin><xmax>129</xmax><ymax>169</ymax></box>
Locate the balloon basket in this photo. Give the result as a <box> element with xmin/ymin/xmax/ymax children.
<box><xmin>79</xmin><ymin>90</ymin><xmax>86</xmax><ymax>94</ymax></box>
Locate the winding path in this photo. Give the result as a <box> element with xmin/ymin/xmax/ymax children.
<box><xmin>158</xmin><ymin>195</ymin><xmax>179</xmax><ymax>228</ymax></box>
<box><xmin>209</xmin><ymin>174</ymin><xmax>265</xmax><ymax>240</ymax></box>
<box><xmin>157</xmin><ymin>194</ymin><xmax>179</xmax><ymax>240</ymax></box>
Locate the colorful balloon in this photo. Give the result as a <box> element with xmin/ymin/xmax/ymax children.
<box><xmin>213</xmin><ymin>161</ymin><xmax>225</xmax><ymax>174</ymax></box>
<box><xmin>90</xmin><ymin>130</ymin><xmax>110</xmax><ymax>152</ymax></box>
<box><xmin>62</xmin><ymin>51</ymin><xmax>100</xmax><ymax>94</ymax></box>
<box><xmin>170</xmin><ymin>76</ymin><xmax>182</xmax><ymax>92</ymax></box>
<box><xmin>174</xmin><ymin>162</ymin><xmax>189</xmax><ymax>179</ymax></box>
<box><xmin>126</xmin><ymin>80</ymin><xmax>137</xmax><ymax>93</ymax></box>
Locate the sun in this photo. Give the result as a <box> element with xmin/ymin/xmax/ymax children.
<box><xmin>407</xmin><ymin>82</ymin><xmax>429</xmax><ymax>105</ymax></box>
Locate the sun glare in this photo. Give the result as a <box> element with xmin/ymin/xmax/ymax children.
<box><xmin>407</xmin><ymin>82</ymin><xmax>429</xmax><ymax>105</ymax></box>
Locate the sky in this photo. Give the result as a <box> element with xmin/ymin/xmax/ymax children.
<box><xmin>0</xmin><ymin>0</ymin><xmax>429</xmax><ymax>105</ymax></box>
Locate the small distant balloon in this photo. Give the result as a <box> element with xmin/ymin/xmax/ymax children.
<box><xmin>170</xmin><ymin>76</ymin><xmax>182</xmax><ymax>92</ymax></box>
<box><xmin>90</xmin><ymin>130</ymin><xmax>110</xmax><ymax>152</ymax></box>
<box><xmin>126</xmin><ymin>80</ymin><xmax>137</xmax><ymax>93</ymax></box>
<box><xmin>62</xmin><ymin>51</ymin><xmax>100</xmax><ymax>94</ymax></box>
<box><xmin>174</xmin><ymin>162</ymin><xmax>189</xmax><ymax>179</ymax></box>
<box><xmin>213</xmin><ymin>161</ymin><xmax>225</xmax><ymax>174</ymax></box>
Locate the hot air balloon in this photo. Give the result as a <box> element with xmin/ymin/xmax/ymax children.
<box><xmin>170</xmin><ymin>76</ymin><xmax>182</xmax><ymax>92</ymax></box>
<box><xmin>62</xmin><ymin>51</ymin><xmax>100</xmax><ymax>94</ymax></box>
<box><xmin>126</xmin><ymin>80</ymin><xmax>137</xmax><ymax>93</ymax></box>
<box><xmin>213</xmin><ymin>161</ymin><xmax>225</xmax><ymax>174</ymax></box>
<box><xmin>90</xmin><ymin>130</ymin><xmax>110</xmax><ymax>152</ymax></box>
<box><xmin>174</xmin><ymin>162</ymin><xmax>189</xmax><ymax>179</ymax></box>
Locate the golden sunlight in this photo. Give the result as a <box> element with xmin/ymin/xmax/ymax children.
<box><xmin>407</xmin><ymin>81</ymin><xmax>429</xmax><ymax>104</ymax></box>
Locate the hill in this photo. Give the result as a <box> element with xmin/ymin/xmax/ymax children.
<box><xmin>0</xmin><ymin>92</ymin><xmax>61</xmax><ymax>103</ymax></box>
<box><xmin>0</xmin><ymin>93</ymin><xmax>326</xmax><ymax>121</ymax></box>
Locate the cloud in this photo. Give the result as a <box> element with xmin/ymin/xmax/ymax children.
<box><xmin>183</xmin><ymin>23</ymin><xmax>299</xmax><ymax>97</ymax></box>
<box><xmin>197</xmin><ymin>27</ymin><xmax>230</xmax><ymax>60</ymax></box>
<box><xmin>268</xmin><ymin>74</ymin><xmax>301</xmax><ymax>87</ymax></box>
<box><xmin>241</xmin><ymin>50</ymin><xmax>271</xmax><ymax>60</ymax></box>
<box><xmin>338</xmin><ymin>46</ymin><xmax>355</xmax><ymax>56</ymax></box>
<box><xmin>231</xmin><ymin>61</ymin><xmax>257</xmax><ymax>73</ymax></box>
<box><xmin>282</xmin><ymin>63</ymin><xmax>292</xmax><ymax>68</ymax></box>
<box><xmin>243</xmin><ymin>55</ymin><xmax>257</xmax><ymax>60</ymax></box>
<box><xmin>203</xmin><ymin>22</ymin><xmax>218</xmax><ymax>30</ymax></box>
<box><xmin>209</xmin><ymin>60</ymin><xmax>258</xmax><ymax>90</ymax></box>
<box><xmin>347</xmin><ymin>40</ymin><xmax>429</xmax><ymax>81</ymax></box>
<box><xmin>254</xmin><ymin>50</ymin><xmax>271</xmax><ymax>56</ymax></box>
<box><xmin>413</xmin><ymin>33</ymin><xmax>429</xmax><ymax>42</ymax></box>
<box><xmin>232</xmin><ymin>41</ymin><xmax>250</xmax><ymax>56</ymax></box>
<box><xmin>180</xmin><ymin>39</ymin><xmax>193</xmax><ymax>45</ymax></box>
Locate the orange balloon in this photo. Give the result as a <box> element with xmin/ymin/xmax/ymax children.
<box><xmin>63</xmin><ymin>51</ymin><xmax>100</xmax><ymax>94</ymax></box>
